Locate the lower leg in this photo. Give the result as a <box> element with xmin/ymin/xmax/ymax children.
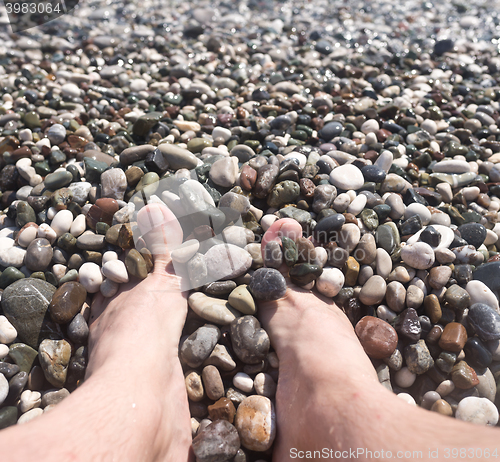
<box><xmin>0</xmin><ymin>204</ymin><xmax>193</xmax><ymax>462</ymax></box>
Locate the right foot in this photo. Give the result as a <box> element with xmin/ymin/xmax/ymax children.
<box><xmin>258</xmin><ymin>219</ymin><xmax>395</xmax><ymax>459</ymax></box>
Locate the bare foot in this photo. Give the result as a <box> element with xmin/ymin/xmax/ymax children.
<box><xmin>258</xmin><ymin>219</ymin><xmax>500</xmax><ymax>461</ymax></box>
<box><xmin>0</xmin><ymin>203</ymin><xmax>193</xmax><ymax>462</ymax></box>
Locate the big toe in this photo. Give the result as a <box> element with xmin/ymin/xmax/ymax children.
<box><xmin>136</xmin><ymin>203</ymin><xmax>183</xmax><ymax>273</ymax></box>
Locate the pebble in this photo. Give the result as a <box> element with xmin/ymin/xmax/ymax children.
<box><xmin>329</xmin><ymin>164</ymin><xmax>364</xmax><ymax>191</ymax></box>
<box><xmin>0</xmin><ymin>316</ymin><xmax>17</xmax><ymax>344</ymax></box>
<box><xmin>404</xmin><ymin>340</ymin><xmax>434</xmax><ymax>375</ymax></box>
<box><xmin>359</xmin><ymin>275</ymin><xmax>386</xmax><ymax>305</ymax></box>
<box><xmin>78</xmin><ymin>262</ymin><xmax>104</xmax><ymax>293</ymax></box>
<box><xmin>249</xmin><ymin>268</ymin><xmax>287</xmax><ymax>301</ymax></box>
<box><xmin>230</xmin><ymin>316</ymin><xmax>270</xmax><ymax>365</ymax></box>
<box><xmin>355</xmin><ymin>316</ymin><xmax>398</xmax><ymax>359</ymax></box>
<box><xmin>467</xmin><ymin>303</ymin><xmax>500</xmax><ymax>342</ymax></box>
<box><xmin>102</xmin><ymin>260</ymin><xmax>129</xmax><ymax>284</ymax></box>
<box><xmin>235</xmin><ymin>396</ymin><xmax>276</xmax><ymax>452</ymax></box>
<box><xmin>455</xmin><ymin>397</ymin><xmax>499</xmax><ymax>425</ymax></box>
<box><xmin>1</xmin><ymin>279</ymin><xmax>56</xmax><ymax>348</ymax></box>
<box><xmin>188</xmin><ymin>292</ymin><xmax>240</xmax><ymax>325</ymax></box>
<box><xmin>192</xmin><ymin>420</ymin><xmax>240</xmax><ymax>462</ymax></box>
<box><xmin>49</xmin><ymin>282</ymin><xmax>87</xmax><ymax>324</ymax></box>
<box><xmin>180</xmin><ymin>325</ymin><xmax>220</xmax><ymax>368</ymax></box>
<box><xmin>401</xmin><ymin>242</ymin><xmax>435</xmax><ymax>270</ymax></box>
<box><xmin>38</xmin><ymin>339</ymin><xmax>71</xmax><ymax>388</ymax></box>
<box><xmin>233</xmin><ymin>372</ymin><xmax>254</xmax><ymax>393</ymax></box>
<box><xmin>205</xmin><ymin>244</ymin><xmax>252</xmax><ymax>281</ymax></box>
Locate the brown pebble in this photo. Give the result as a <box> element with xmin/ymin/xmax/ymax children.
<box><xmin>295</xmin><ymin>237</ymin><xmax>316</xmax><ymax>264</ymax></box>
<box><xmin>240</xmin><ymin>164</ymin><xmax>257</xmax><ymax>191</ymax></box>
<box><xmin>451</xmin><ymin>361</ymin><xmax>479</xmax><ymax>389</ymax></box>
<box><xmin>426</xmin><ymin>325</ymin><xmax>443</xmax><ymax>344</ymax></box>
<box><xmin>117</xmin><ymin>223</ymin><xmax>134</xmax><ymax>249</ymax></box>
<box><xmin>208</xmin><ymin>397</ymin><xmax>236</xmax><ymax>424</ymax></box>
<box><xmin>202</xmin><ymin>365</ymin><xmax>224</xmax><ymax>401</ymax></box>
<box><xmin>299</xmin><ymin>178</ymin><xmax>315</xmax><ymax>198</ymax></box>
<box><xmin>424</xmin><ymin>294</ymin><xmax>442</xmax><ymax>324</ymax></box>
<box><xmin>438</xmin><ymin>322</ymin><xmax>467</xmax><ymax>353</ymax></box>
<box><xmin>355</xmin><ymin>316</ymin><xmax>398</xmax><ymax>359</ymax></box>
<box><xmin>431</xmin><ymin>399</ymin><xmax>453</xmax><ymax>416</ymax></box>
<box><xmin>125</xmin><ymin>166</ymin><xmax>144</xmax><ymax>187</ymax></box>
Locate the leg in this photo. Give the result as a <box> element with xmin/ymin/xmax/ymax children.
<box><xmin>259</xmin><ymin>219</ymin><xmax>500</xmax><ymax>461</ymax></box>
<box><xmin>0</xmin><ymin>203</ymin><xmax>193</xmax><ymax>462</ymax></box>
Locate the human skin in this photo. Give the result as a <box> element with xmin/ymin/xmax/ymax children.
<box><xmin>1</xmin><ymin>209</ymin><xmax>499</xmax><ymax>462</ymax></box>
<box><xmin>0</xmin><ymin>203</ymin><xmax>193</xmax><ymax>462</ymax></box>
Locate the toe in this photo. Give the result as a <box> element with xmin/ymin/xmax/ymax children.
<box><xmin>137</xmin><ymin>203</ymin><xmax>183</xmax><ymax>274</ymax></box>
<box><xmin>260</xmin><ymin>218</ymin><xmax>302</xmax><ymax>261</ymax></box>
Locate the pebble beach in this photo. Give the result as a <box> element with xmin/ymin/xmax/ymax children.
<box><xmin>1</xmin><ymin>0</ymin><xmax>500</xmax><ymax>459</ymax></box>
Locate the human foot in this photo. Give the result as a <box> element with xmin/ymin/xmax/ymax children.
<box><xmin>257</xmin><ymin>219</ymin><xmax>396</xmax><ymax>459</ymax></box>
<box><xmin>0</xmin><ymin>203</ymin><xmax>193</xmax><ymax>462</ymax></box>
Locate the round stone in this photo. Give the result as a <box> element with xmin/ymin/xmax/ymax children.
<box><xmin>47</xmin><ymin>124</ymin><xmax>66</xmax><ymax>145</ymax></box>
<box><xmin>192</xmin><ymin>420</ymin><xmax>240</xmax><ymax>462</ymax></box>
<box><xmin>25</xmin><ymin>238</ymin><xmax>53</xmax><ymax>272</ymax></box>
<box><xmin>48</xmin><ymin>282</ymin><xmax>87</xmax><ymax>324</ymax></box>
<box><xmin>1</xmin><ymin>278</ymin><xmax>56</xmax><ymax>348</ymax></box>
<box><xmin>359</xmin><ymin>275</ymin><xmax>387</xmax><ymax>305</ymax></box>
<box><xmin>230</xmin><ymin>315</ymin><xmax>270</xmax><ymax>364</ymax></box>
<box><xmin>401</xmin><ymin>242</ymin><xmax>435</xmax><ymax>269</ymax></box>
<box><xmin>234</xmin><ymin>396</ymin><xmax>276</xmax><ymax>452</ymax></box>
<box><xmin>455</xmin><ymin>397</ymin><xmax>499</xmax><ymax>426</ymax></box>
<box><xmin>204</xmin><ymin>244</ymin><xmax>252</xmax><ymax>281</ymax></box>
<box><xmin>102</xmin><ymin>260</ymin><xmax>129</xmax><ymax>284</ymax></box>
<box><xmin>78</xmin><ymin>262</ymin><xmax>103</xmax><ymax>293</ymax></box>
<box><xmin>329</xmin><ymin>164</ymin><xmax>364</xmax><ymax>191</ymax></box>
<box><xmin>315</xmin><ymin>267</ymin><xmax>344</xmax><ymax>297</ymax></box>
<box><xmin>249</xmin><ymin>268</ymin><xmax>287</xmax><ymax>301</ymax></box>
<box><xmin>355</xmin><ymin>316</ymin><xmax>398</xmax><ymax>359</ymax></box>
<box><xmin>458</xmin><ymin>223</ymin><xmax>487</xmax><ymax>249</ymax></box>
<box><xmin>38</xmin><ymin>339</ymin><xmax>71</xmax><ymax>388</ymax></box>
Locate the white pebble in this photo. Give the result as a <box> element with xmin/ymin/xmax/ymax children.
<box><xmin>394</xmin><ymin>367</ymin><xmax>416</xmax><ymax>388</ymax></box>
<box><xmin>102</xmin><ymin>260</ymin><xmax>129</xmax><ymax>284</ymax></box>
<box><xmin>37</xmin><ymin>223</ymin><xmax>57</xmax><ymax>245</ymax></box>
<box><xmin>233</xmin><ymin>372</ymin><xmax>254</xmax><ymax>393</ymax></box>
<box><xmin>254</xmin><ymin>373</ymin><xmax>276</xmax><ymax>398</ymax></box>
<box><xmin>260</xmin><ymin>214</ymin><xmax>278</xmax><ymax>232</ymax></box>
<box><xmin>70</xmin><ymin>214</ymin><xmax>86</xmax><ymax>237</ymax></box>
<box><xmin>466</xmin><ymin>280</ymin><xmax>500</xmax><ymax>313</ymax></box>
<box><xmin>435</xmin><ymin>380</ymin><xmax>455</xmax><ymax>397</ymax></box>
<box><xmin>19</xmin><ymin>390</ymin><xmax>41</xmax><ymax>413</ymax></box>
<box><xmin>397</xmin><ymin>393</ymin><xmax>417</xmax><ymax>406</ymax></box>
<box><xmin>0</xmin><ymin>315</ymin><xmax>17</xmax><ymax>344</ymax></box>
<box><xmin>52</xmin><ymin>264</ymin><xmax>67</xmax><ymax>281</ymax></box>
<box><xmin>0</xmin><ymin>344</ymin><xmax>9</xmax><ymax>359</ymax></box>
<box><xmin>346</xmin><ymin>194</ymin><xmax>367</xmax><ymax>216</ymax></box>
<box><xmin>17</xmin><ymin>408</ymin><xmax>43</xmax><ymax>424</ymax></box>
<box><xmin>360</xmin><ymin>119</ymin><xmax>379</xmax><ymax>134</ymax></box>
<box><xmin>50</xmin><ymin>210</ymin><xmax>74</xmax><ymax>237</ymax></box>
<box><xmin>61</xmin><ymin>82</ymin><xmax>80</xmax><ymax>98</ymax></box>
<box><xmin>456</xmin><ymin>397</ymin><xmax>499</xmax><ymax>426</ymax></box>
<box><xmin>17</xmin><ymin>226</ymin><xmax>37</xmax><ymax>247</ymax></box>
<box><xmin>102</xmin><ymin>252</ymin><xmax>118</xmax><ymax>267</ymax></box>
<box><xmin>0</xmin><ymin>374</ymin><xmax>8</xmax><ymax>406</ymax></box>
<box><xmin>79</xmin><ymin>262</ymin><xmax>103</xmax><ymax>293</ymax></box>
<box><xmin>315</xmin><ymin>267</ymin><xmax>344</xmax><ymax>297</ymax></box>
<box><xmin>404</xmin><ymin>203</ymin><xmax>431</xmax><ymax>226</ymax></box>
